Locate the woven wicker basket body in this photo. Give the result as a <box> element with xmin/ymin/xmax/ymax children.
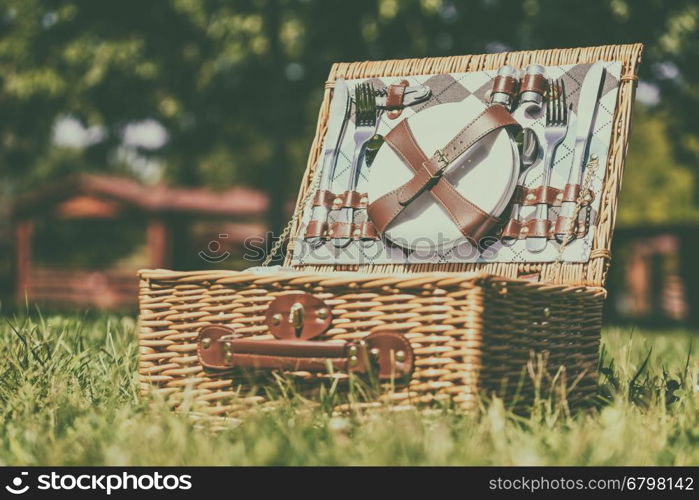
<box><xmin>139</xmin><ymin>271</ymin><xmax>604</xmax><ymax>413</ymax></box>
<box><xmin>138</xmin><ymin>44</ymin><xmax>642</xmax><ymax>414</ymax></box>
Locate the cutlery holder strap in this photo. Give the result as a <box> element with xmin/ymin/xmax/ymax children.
<box><xmin>305</xmin><ymin>220</ymin><xmax>327</xmax><ymax>238</ymax></box>
<box><xmin>554</xmin><ymin>215</ymin><xmax>589</xmax><ymax>239</ymax></box>
<box><xmin>198</xmin><ymin>326</ymin><xmax>414</xmax><ymax>382</ymax></box>
<box><xmin>492</xmin><ymin>75</ymin><xmax>519</xmax><ymax>99</ymax></box>
<box><xmin>501</xmin><ymin>217</ymin><xmax>591</xmax><ymax>240</ymax></box>
<box><xmin>312</xmin><ymin>189</ymin><xmax>369</xmax><ymax>210</ymax></box>
<box><xmin>501</xmin><ymin>218</ymin><xmax>553</xmax><ymax>240</ymax></box>
<box><xmin>386</xmin><ymin>80</ymin><xmax>409</xmax><ymax>119</ymax></box>
<box><xmin>328</xmin><ymin>221</ymin><xmax>378</xmax><ymax>240</ymax></box>
<box><xmin>306</xmin><ymin>221</ymin><xmax>378</xmax><ymax>240</ymax></box>
<box><xmin>562</xmin><ymin>183</ymin><xmax>595</xmax><ymax>204</ymax></box>
<box><xmin>519</xmin><ymin>73</ymin><xmax>548</xmax><ymax>96</ymax></box>
<box><xmin>367</xmin><ymin>105</ymin><xmax>519</xmax><ymax>241</ymax></box>
<box><xmin>514</xmin><ymin>185</ymin><xmax>563</xmax><ymax>206</ymax></box>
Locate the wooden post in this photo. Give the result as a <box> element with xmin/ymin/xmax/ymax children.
<box><xmin>147</xmin><ymin>218</ymin><xmax>171</xmax><ymax>268</ymax></box>
<box><xmin>15</xmin><ymin>220</ymin><xmax>34</xmax><ymax>304</ymax></box>
<box><xmin>679</xmin><ymin>227</ymin><xmax>699</xmax><ymax>329</ymax></box>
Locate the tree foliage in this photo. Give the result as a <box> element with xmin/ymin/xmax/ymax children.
<box><xmin>1</xmin><ymin>0</ymin><xmax>698</xmax><ymax>229</ymax></box>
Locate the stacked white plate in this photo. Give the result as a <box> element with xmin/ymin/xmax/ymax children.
<box><xmin>368</xmin><ymin>97</ymin><xmax>520</xmax><ymax>252</ymax></box>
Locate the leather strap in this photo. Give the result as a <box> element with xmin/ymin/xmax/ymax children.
<box><xmin>554</xmin><ymin>215</ymin><xmax>575</xmax><ymax>239</ymax></box>
<box><xmin>387</xmin><ymin>80</ymin><xmax>409</xmax><ymax>119</ymax></box>
<box><xmin>561</xmin><ymin>183</ymin><xmax>594</xmax><ymax>204</ymax></box>
<box><xmin>514</xmin><ymin>185</ymin><xmax>563</xmax><ymax>206</ymax></box>
<box><xmin>555</xmin><ymin>215</ymin><xmax>590</xmax><ymax>240</ymax></box>
<box><xmin>197</xmin><ymin>326</ymin><xmax>414</xmax><ymax>382</ymax></box>
<box><xmin>527</xmin><ymin>218</ymin><xmax>552</xmax><ymax>238</ymax></box>
<box><xmin>510</xmin><ymin>185</ymin><xmax>594</xmax><ymax>209</ymax></box>
<box><xmin>328</xmin><ymin>221</ymin><xmax>378</xmax><ymax>240</ymax></box>
<box><xmin>342</xmin><ymin>190</ymin><xmax>369</xmax><ymax>209</ymax></box>
<box><xmin>305</xmin><ymin>220</ymin><xmax>327</xmax><ymax>239</ymax></box>
<box><xmin>520</xmin><ymin>73</ymin><xmax>548</xmax><ymax>96</ymax></box>
<box><xmin>563</xmin><ymin>183</ymin><xmax>581</xmax><ymax>203</ymax></box>
<box><xmin>353</xmin><ymin>221</ymin><xmax>378</xmax><ymax>240</ymax></box>
<box><xmin>492</xmin><ymin>75</ymin><xmax>519</xmax><ymax>98</ymax></box>
<box><xmin>311</xmin><ymin>190</ymin><xmax>369</xmax><ymax>209</ymax></box>
<box><xmin>500</xmin><ymin>218</ymin><xmax>553</xmax><ymax>240</ymax></box>
<box><xmin>312</xmin><ymin>190</ymin><xmax>339</xmax><ymax>209</ymax></box>
<box><xmin>367</xmin><ymin>105</ymin><xmax>519</xmax><ymax>242</ymax></box>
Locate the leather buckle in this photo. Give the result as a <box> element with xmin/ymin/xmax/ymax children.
<box><xmin>435</xmin><ymin>149</ymin><xmax>449</xmax><ymax>170</ymax></box>
<box><xmin>425</xmin><ymin>150</ymin><xmax>449</xmax><ymax>190</ymax></box>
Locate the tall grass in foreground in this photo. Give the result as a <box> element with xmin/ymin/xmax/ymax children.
<box><xmin>0</xmin><ymin>314</ymin><xmax>696</xmax><ymax>465</ymax></box>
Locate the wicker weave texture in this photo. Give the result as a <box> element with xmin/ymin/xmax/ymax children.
<box><xmin>287</xmin><ymin>44</ymin><xmax>643</xmax><ymax>287</ymax></box>
<box><xmin>138</xmin><ymin>270</ymin><xmax>604</xmax><ymax>414</ymax></box>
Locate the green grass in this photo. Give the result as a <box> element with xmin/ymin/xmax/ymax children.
<box><xmin>0</xmin><ymin>313</ymin><xmax>696</xmax><ymax>465</ymax></box>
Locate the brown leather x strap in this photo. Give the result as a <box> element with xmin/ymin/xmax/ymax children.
<box><xmin>367</xmin><ymin>105</ymin><xmax>520</xmax><ymax>242</ymax></box>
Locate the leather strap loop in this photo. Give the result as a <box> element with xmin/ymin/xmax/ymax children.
<box><xmin>562</xmin><ymin>183</ymin><xmax>594</xmax><ymax>205</ymax></box>
<box><xmin>328</xmin><ymin>221</ymin><xmax>353</xmax><ymax>239</ymax></box>
<box><xmin>305</xmin><ymin>220</ymin><xmax>328</xmax><ymax>238</ymax></box>
<box><xmin>387</xmin><ymin>80</ymin><xmax>409</xmax><ymax>119</ymax></box>
<box><xmin>514</xmin><ymin>185</ymin><xmax>563</xmax><ymax>206</ymax></box>
<box><xmin>328</xmin><ymin>221</ymin><xmax>378</xmax><ymax>240</ymax></box>
<box><xmin>500</xmin><ymin>218</ymin><xmax>523</xmax><ymax>240</ymax></box>
<box><xmin>492</xmin><ymin>75</ymin><xmax>519</xmax><ymax>97</ymax></box>
<box><xmin>312</xmin><ymin>190</ymin><xmax>340</xmax><ymax>209</ymax></box>
<box><xmin>501</xmin><ymin>218</ymin><xmax>555</xmax><ymax>240</ymax></box>
<box><xmin>353</xmin><ymin>221</ymin><xmax>378</xmax><ymax>240</ymax></box>
<box><xmin>554</xmin><ymin>215</ymin><xmax>576</xmax><ymax>238</ymax></box>
<box><xmin>519</xmin><ymin>73</ymin><xmax>548</xmax><ymax>96</ymax></box>
<box><xmin>342</xmin><ymin>190</ymin><xmax>369</xmax><ymax>209</ymax></box>
<box><xmin>311</xmin><ymin>190</ymin><xmax>369</xmax><ymax>209</ymax></box>
<box><xmin>527</xmin><ymin>218</ymin><xmax>552</xmax><ymax>238</ymax></box>
<box><xmin>563</xmin><ymin>183</ymin><xmax>581</xmax><ymax>203</ymax></box>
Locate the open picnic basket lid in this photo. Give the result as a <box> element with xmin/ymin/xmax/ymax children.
<box><xmin>285</xmin><ymin>43</ymin><xmax>643</xmax><ymax>288</ymax></box>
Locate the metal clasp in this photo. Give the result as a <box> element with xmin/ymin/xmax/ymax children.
<box><xmin>289</xmin><ymin>302</ymin><xmax>305</xmax><ymax>332</ymax></box>
<box><xmin>435</xmin><ymin>149</ymin><xmax>449</xmax><ymax>170</ymax></box>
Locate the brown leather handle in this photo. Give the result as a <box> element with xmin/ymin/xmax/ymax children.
<box><xmin>197</xmin><ymin>326</ymin><xmax>414</xmax><ymax>383</ymax></box>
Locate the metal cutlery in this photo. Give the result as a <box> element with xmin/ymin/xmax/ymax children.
<box><xmin>554</xmin><ymin>61</ymin><xmax>606</xmax><ymax>243</ymax></box>
<box><xmin>526</xmin><ymin>78</ymin><xmax>569</xmax><ymax>253</ymax></box>
<box><xmin>502</xmin><ymin>128</ymin><xmax>539</xmax><ymax>246</ymax></box>
<box><xmin>306</xmin><ymin>78</ymin><xmax>351</xmax><ymax>246</ymax></box>
<box><xmin>332</xmin><ymin>83</ymin><xmax>379</xmax><ymax>248</ymax></box>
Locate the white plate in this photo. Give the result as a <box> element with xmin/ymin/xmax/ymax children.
<box><xmin>368</xmin><ymin>98</ymin><xmax>519</xmax><ymax>251</ymax></box>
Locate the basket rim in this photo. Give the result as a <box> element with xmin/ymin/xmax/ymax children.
<box><xmin>137</xmin><ymin>268</ymin><xmax>607</xmax><ymax>298</ymax></box>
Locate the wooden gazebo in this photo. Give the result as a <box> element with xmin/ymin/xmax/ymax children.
<box><xmin>12</xmin><ymin>174</ymin><xmax>268</xmax><ymax>309</ymax></box>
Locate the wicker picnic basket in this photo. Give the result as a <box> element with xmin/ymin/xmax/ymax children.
<box><xmin>138</xmin><ymin>43</ymin><xmax>643</xmax><ymax>415</ymax></box>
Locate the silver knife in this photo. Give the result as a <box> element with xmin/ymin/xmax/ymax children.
<box><xmin>306</xmin><ymin>78</ymin><xmax>351</xmax><ymax>246</ymax></box>
<box><xmin>554</xmin><ymin>61</ymin><xmax>606</xmax><ymax>242</ymax></box>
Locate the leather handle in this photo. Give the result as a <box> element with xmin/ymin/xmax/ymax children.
<box><xmin>197</xmin><ymin>326</ymin><xmax>414</xmax><ymax>383</ymax></box>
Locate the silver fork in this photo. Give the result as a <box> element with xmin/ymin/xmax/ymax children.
<box><xmin>332</xmin><ymin>83</ymin><xmax>378</xmax><ymax>248</ymax></box>
<box><xmin>526</xmin><ymin>79</ymin><xmax>568</xmax><ymax>253</ymax></box>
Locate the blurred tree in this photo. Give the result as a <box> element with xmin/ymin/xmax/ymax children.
<box><xmin>620</xmin><ymin>105</ymin><xmax>699</xmax><ymax>225</ymax></box>
<box><xmin>1</xmin><ymin>0</ymin><xmax>698</xmax><ymax>237</ymax></box>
